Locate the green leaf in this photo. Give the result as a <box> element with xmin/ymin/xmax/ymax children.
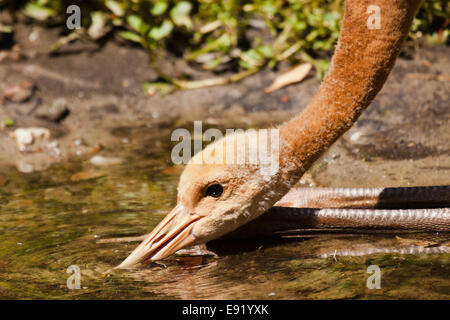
<box><xmin>170</xmin><ymin>1</ymin><xmax>192</xmax><ymax>28</ymax></box>
<box><xmin>151</xmin><ymin>1</ymin><xmax>168</xmax><ymax>16</ymax></box>
<box><xmin>295</xmin><ymin>21</ymin><xmax>307</xmax><ymax>31</ymax></box>
<box><xmin>23</xmin><ymin>3</ymin><xmax>54</xmax><ymax>21</ymax></box>
<box><xmin>105</xmin><ymin>0</ymin><xmax>124</xmax><ymax>17</ymax></box>
<box><xmin>256</xmin><ymin>46</ymin><xmax>273</xmax><ymax>59</ymax></box>
<box><xmin>261</xmin><ymin>1</ymin><xmax>277</xmax><ymax>16</ymax></box>
<box><xmin>204</xmin><ymin>57</ymin><xmax>222</xmax><ymax>70</ymax></box>
<box><xmin>306</xmin><ymin>30</ymin><xmax>319</xmax><ymax>42</ymax></box>
<box><xmin>88</xmin><ymin>11</ymin><xmax>110</xmax><ymax>40</ymax></box>
<box><xmin>314</xmin><ymin>59</ymin><xmax>330</xmax><ymax>79</ymax></box>
<box><xmin>148</xmin><ymin>20</ymin><xmax>173</xmax><ymax>41</ymax></box>
<box><xmin>142</xmin><ymin>82</ymin><xmax>175</xmax><ymax>96</ymax></box>
<box><xmin>119</xmin><ymin>31</ymin><xmax>143</xmax><ymax>43</ymax></box>
<box><xmin>127</xmin><ymin>14</ymin><xmax>149</xmax><ymax>34</ymax></box>
<box><xmin>268</xmin><ymin>59</ymin><xmax>276</xmax><ymax>69</ymax></box>
<box><xmin>4</xmin><ymin>119</ymin><xmax>15</xmax><ymax>127</ymax></box>
<box><xmin>239</xmin><ymin>59</ymin><xmax>255</xmax><ymax>70</ymax></box>
<box><xmin>323</xmin><ymin>12</ymin><xmax>340</xmax><ymax>30</ymax></box>
<box><xmin>240</xmin><ymin>48</ymin><xmax>265</xmax><ymax>68</ymax></box>
<box><xmin>0</xmin><ymin>24</ymin><xmax>13</xmax><ymax>33</ymax></box>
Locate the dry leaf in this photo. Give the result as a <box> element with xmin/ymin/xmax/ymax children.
<box><xmin>264</xmin><ymin>63</ymin><xmax>312</xmax><ymax>93</ymax></box>
<box><xmin>70</xmin><ymin>171</ymin><xmax>105</xmax><ymax>182</ymax></box>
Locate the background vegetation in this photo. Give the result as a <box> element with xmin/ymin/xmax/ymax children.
<box><xmin>1</xmin><ymin>0</ymin><xmax>449</xmax><ymax>90</ymax></box>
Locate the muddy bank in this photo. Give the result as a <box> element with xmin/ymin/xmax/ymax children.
<box><xmin>0</xmin><ymin>23</ymin><xmax>449</xmax><ymax>188</ymax></box>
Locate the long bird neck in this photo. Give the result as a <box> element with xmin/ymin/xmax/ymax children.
<box><xmin>278</xmin><ymin>0</ymin><xmax>422</xmax><ymax>183</ymax></box>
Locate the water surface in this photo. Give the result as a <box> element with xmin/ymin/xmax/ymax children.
<box><xmin>0</xmin><ymin>127</ymin><xmax>448</xmax><ymax>299</ymax></box>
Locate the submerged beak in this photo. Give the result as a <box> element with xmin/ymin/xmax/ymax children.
<box><xmin>116</xmin><ymin>204</ymin><xmax>202</xmax><ymax>269</ymax></box>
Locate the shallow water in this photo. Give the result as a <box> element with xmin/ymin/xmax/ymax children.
<box><xmin>0</xmin><ymin>128</ymin><xmax>449</xmax><ymax>299</ymax></box>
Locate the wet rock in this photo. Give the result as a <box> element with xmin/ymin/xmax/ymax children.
<box><xmin>2</xmin><ymin>80</ymin><xmax>35</xmax><ymax>103</ymax></box>
<box><xmin>16</xmin><ymin>160</ymin><xmax>34</xmax><ymax>173</ymax></box>
<box><xmin>13</xmin><ymin>127</ymin><xmax>50</xmax><ymax>152</ymax></box>
<box><xmin>89</xmin><ymin>155</ymin><xmax>122</xmax><ymax>166</ymax></box>
<box><xmin>35</xmin><ymin>98</ymin><xmax>70</xmax><ymax>122</ymax></box>
<box><xmin>15</xmin><ymin>153</ymin><xmax>55</xmax><ymax>173</ymax></box>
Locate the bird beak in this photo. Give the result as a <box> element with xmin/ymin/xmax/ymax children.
<box><xmin>116</xmin><ymin>204</ymin><xmax>202</xmax><ymax>269</ymax></box>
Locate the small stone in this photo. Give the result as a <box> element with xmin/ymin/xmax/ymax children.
<box><xmin>90</xmin><ymin>155</ymin><xmax>122</xmax><ymax>166</ymax></box>
<box><xmin>281</xmin><ymin>95</ymin><xmax>290</xmax><ymax>103</ymax></box>
<box><xmin>13</xmin><ymin>127</ymin><xmax>50</xmax><ymax>152</ymax></box>
<box><xmin>28</xmin><ymin>29</ymin><xmax>40</xmax><ymax>42</ymax></box>
<box><xmin>35</xmin><ymin>98</ymin><xmax>70</xmax><ymax>122</ymax></box>
<box><xmin>73</xmin><ymin>139</ymin><xmax>83</xmax><ymax>147</ymax></box>
<box><xmin>350</xmin><ymin>131</ymin><xmax>363</xmax><ymax>142</ymax></box>
<box><xmin>3</xmin><ymin>81</ymin><xmax>34</xmax><ymax>103</ymax></box>
<box><xmin>48</xmin><ymin>141</ymin><xmax>61</xmax><ymax>157</ymax></box>
<box><xmin>331</xmin><ymin>153</ymin><xmax>340</xmax><ymax>159</ymax></box>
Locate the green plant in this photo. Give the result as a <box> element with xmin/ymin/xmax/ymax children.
<box><xmin>2</xmin><ymin>0</ymin><xmax>448</xmax><ymax>92</ymax></box>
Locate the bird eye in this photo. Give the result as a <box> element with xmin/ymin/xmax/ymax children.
<box><xmin>205</xmin><ymin>184</ymin><xmax>223</xmax><ymax>198</ymax></box>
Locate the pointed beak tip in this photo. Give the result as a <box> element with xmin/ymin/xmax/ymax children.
<box><xmin>117</xmin><ymin>204</ymin><xmax>202</xmax><ymax>268</ymax></box>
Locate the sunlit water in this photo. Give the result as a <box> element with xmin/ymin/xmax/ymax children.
<box><xmin>0</xmin><ymin>127</ymin><xmax>448</xmax><ymax>299</ymax></box>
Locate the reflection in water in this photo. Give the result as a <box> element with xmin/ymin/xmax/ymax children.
<box><xmin>0</xmin><ymin>127</ymin><xmax>448</xmax><ymax>299</ymax></box>
<box><xmin>115</xmin><ymin>233</ymin><xmax>450</xmax><ymax>299</ymax></box>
